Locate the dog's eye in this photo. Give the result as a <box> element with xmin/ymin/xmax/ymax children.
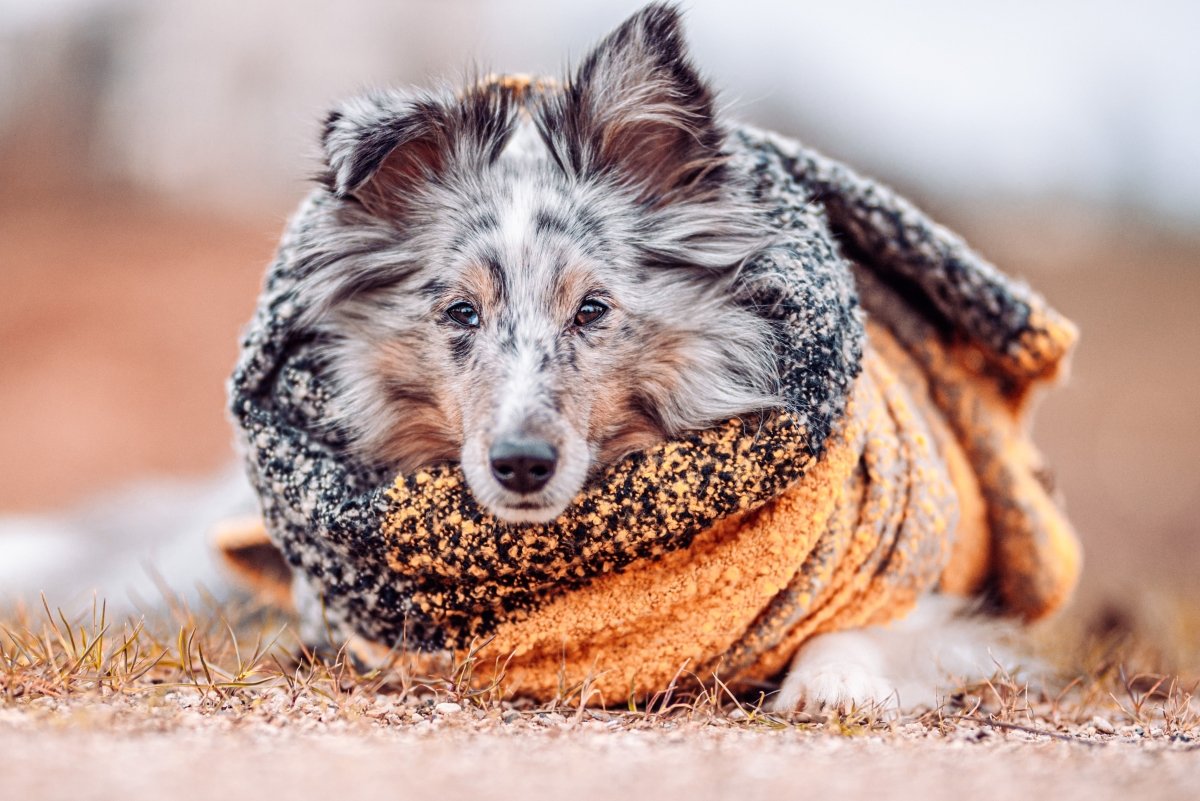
<box><xmin>574</xmin><ymin>299</ymin><xmax>608</xmax><ymax>328</ymax></box>
<box><xmin>446</xmin><ymin>301</ymin><xmax>480</xmax><ymax>328</ymax></box>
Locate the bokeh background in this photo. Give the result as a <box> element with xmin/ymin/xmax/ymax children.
<box><xmin>2</xmin><ymin>1</ymin><xmax>1197</xmax><ymax>617</ymax></box>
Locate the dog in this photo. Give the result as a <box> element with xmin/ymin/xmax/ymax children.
<box><xmin>289</xmin><ymin>3</ymin><xmax>1009</xmax><ymax>712</ymax></box>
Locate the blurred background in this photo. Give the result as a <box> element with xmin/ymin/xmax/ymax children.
<box><xmin>1</xmin><ymin>1</ymin><xmax>1197</xmax><ymax>620</ymax></box>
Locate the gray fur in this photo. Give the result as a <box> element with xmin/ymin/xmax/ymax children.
<box><xmin>299</xmin><ymin>4</ymin><xmax>780</xmax><ymax>521</ymax></box>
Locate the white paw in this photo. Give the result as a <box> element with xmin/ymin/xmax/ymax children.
<box><xmin>772</xmin><ymin>658</ymin><xmax>898</xmax><ymax>713</ymax></box>
<box><xmin>769</xmin><ymin>595</ymin><xmax>1013</xmax><ymax>715</ymax></box>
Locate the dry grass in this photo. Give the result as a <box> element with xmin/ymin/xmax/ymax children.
<box><xmin>3</xmin><ymin>594</ymin><xmax>1197</xmax><ymax>801</ymax></box>
<box><xmin>2</xmin><ymin>591</ymin><xmax>1196</xmax><ymax>747</ymax></box>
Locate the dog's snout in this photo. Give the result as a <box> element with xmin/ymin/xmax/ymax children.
<box><xmin>489</xmin><ymin>438</ymin><xmax>558</xmax><ymax>494</ymax></box>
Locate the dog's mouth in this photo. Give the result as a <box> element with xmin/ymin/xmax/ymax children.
<box><xmin>487</xmin><ymin>499</ymin><xmax>570</xmax><ymax>525</ymax></box>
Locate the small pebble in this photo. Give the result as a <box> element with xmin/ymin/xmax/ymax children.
<box><xmin>1090</xmin><ymin>716</ymin><xmax>1115</xmax><ymax>735</ymax></box>
<box><xmin>434</xmin><ymin>702</ymin><xmax>463</xmax><ymax>715</ymax></box>
<box><xmin>727</xmin><ymin>709</ymin><xmax>748</xmax><ymax>722</ymax></box>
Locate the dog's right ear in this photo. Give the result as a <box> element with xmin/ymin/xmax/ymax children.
<box><xmin>321</xmin><ymin>87</ymin><xmax>517</xmax><ymax>218</ymax></box>
<box><xmin>321</xmin><ymin>92</ymin><xmax>447</xmax><ymax>217</ymax></box>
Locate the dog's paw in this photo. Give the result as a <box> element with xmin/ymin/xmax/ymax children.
<box><xmin>772</xmin><ymin>657</ymin><xmax>898</xmax><ymax>713</ymax></box>
<box><xmin>771</xmin><ymin>626</ymin><xmax>901</xmax><ymax>713</ymax></box>
<box><xmin>769</xmin><ymin>595</ymin><xmax>1012</xmax><ymax>714</ymax></box>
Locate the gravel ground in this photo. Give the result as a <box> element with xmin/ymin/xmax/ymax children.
<box><xmin>2</xmin><ymin>690</ymin><xmax>1197</xmax><ymax>801</ymax></box>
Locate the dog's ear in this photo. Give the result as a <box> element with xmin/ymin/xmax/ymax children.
<box><xmin>321</xmin><ymin>94</ymin><xmax>449</xmax><ymax>217</ymax></box>
<box><xmin>538</xmin><ymin>3</ymin><xmax>724</xmax><ymax>206</ymax></box>
<box><xmin>321</xmin><ymin>86</ymin><xmax>517</xmax><ymax>218</ymax></box>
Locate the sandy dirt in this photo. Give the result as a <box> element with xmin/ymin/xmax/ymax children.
<box><xmin>0</xmin><ymin>591</ymin><xmax>1196</xmax><ymax>801</ymax></box>
<box><xmin>1</xmin><ymin>695</ymin><xmax>1197</xmax><ymax>801</ymax></box>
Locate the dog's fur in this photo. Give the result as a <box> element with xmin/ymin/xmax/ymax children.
<box><xmin>292</xmin><ymin>3</ymin><xmax>1003</xmax><ymax>711</ymax></box>
<box><xmin>301</xmin><ymin>5</ymin><xmax>780</xmax><ymax>523</ymax></box>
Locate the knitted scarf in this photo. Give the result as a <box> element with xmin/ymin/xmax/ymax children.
<box><xmin>225</xmin><ymin>124</ymin><xmax>1080</xmax><ymax>701</ymax></box>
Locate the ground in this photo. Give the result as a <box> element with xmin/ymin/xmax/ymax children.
<box><xmin>2</xmin><ymin>713</ymin><xmax>1197</xmax><ymax>801</ymax></box>
<box><xmin>1</xmin><ymin>598</ymin><xmax>1197</xmax><ymax>800</ymax></box>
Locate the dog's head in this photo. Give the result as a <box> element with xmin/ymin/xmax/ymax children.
<box><xmin>300</xmin><ymin>4</ymin><xmax>779</xmax><ymax>522</ymax></box>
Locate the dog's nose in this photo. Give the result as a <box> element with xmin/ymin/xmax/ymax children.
<box><xmin>489</xmin><ymin>438</ymin><xmax>557</xmax><ymax>494</ymax></box>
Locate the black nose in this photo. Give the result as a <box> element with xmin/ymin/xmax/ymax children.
<box><xmin>489</xmin><ymin>438</ymin><xmax>558</xmax><ymax>494</ymax></box>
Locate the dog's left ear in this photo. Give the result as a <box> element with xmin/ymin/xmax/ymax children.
<box><xmin>537</xmin><ymin>3</ymin><xmax>724</xmax><ymax>206</ymax></box>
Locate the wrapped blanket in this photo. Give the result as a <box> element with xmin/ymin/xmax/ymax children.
<box><xmin>226</xmin><ymin>121</ymin><xmax>1080</xmax><ymax>701</ymax></box>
